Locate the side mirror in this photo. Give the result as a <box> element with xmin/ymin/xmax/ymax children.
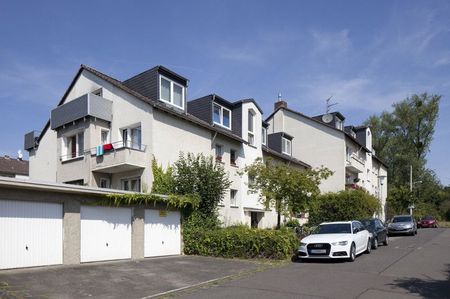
<box><xmin>353</xmin><ymin>228</ymin><xmax>359</xmax><ymax>234</ymax></box>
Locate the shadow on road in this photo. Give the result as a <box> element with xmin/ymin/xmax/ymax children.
<box><xmin>389</xmin><ymin>264</ymin><xmax>450</xmax><ymax>299</ymax></box>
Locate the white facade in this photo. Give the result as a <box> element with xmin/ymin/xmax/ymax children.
<box><xmin>266</xmin><ymin>105</ymin><xmax>388</xmax><ymax>220</ymax></box>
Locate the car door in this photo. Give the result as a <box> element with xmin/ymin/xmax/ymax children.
<box><xmin>353</xmin><ymin>222</ymin><xmax>366</xmax><ymax>252</ymax></box>
<box><xmin>376</xmin><ymin>219</ymin><xmax>387</xmax><ymax>242</ymax></box>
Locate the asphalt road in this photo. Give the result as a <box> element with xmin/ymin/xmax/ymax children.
<box><xmin>177</xmin><ymin>228</ymin><xmax>450</xmax><ymax>299</ymax></box>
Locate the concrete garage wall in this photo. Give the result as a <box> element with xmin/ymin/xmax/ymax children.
<box><xmin>0</xmin><ymin>179</ymin><xmax>179</xmax><ymax>269</ymax></box>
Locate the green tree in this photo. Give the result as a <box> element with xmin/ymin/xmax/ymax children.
<box><xmin>308</xmin><ymin>189</ymin><xmax>381</xmax><ymax>226</ymax></box>
<box><xmin>172</xmin><ymin>153</ymin><xmax>231</xmax><ymax>218</ymax></box>
<box><xmin>365</xmin><ymin>93</ymin><xmax>441</xmax><ymax>215</ymax></box>
<box><xmin>246</xmin><ymin>158</ymin><xmax>332</xmax><ymax>229</ymax></box>
<box><xmin>151</xmin><ymin>158</ymin><xmax>174</xmax><ymax>195</ymax></box>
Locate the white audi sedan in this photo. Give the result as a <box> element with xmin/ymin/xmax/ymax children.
<box><xmin>297</xmin><ymin>221</ymin><xmax>372</xmax><ymax>262</ymax></box>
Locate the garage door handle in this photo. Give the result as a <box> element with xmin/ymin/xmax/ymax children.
<box><xmin>106</xmin><ymin>243</ymin><xmax>109</xmax><ymax>247</ymax></box>
<box><xmin>25</xmin><ymin>245</ymin><xmax>28</xmax><ymax>251</ymax></box>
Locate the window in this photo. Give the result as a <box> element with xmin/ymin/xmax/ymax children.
<box><xmin>261</xmin><ymin>127</ymin><xmax>267</xmax><ymax>145</ymax></box>
<box><xmin>93</xmin><ymin>88</ymin><xmax>103</xmax><ymax>97</ymax></box>
<box><xmin>122</xmin><ymin>177</ymin><xmax>141</xmax><ymax>192</ymax></box>
<box><xmin>346</xmin><ymin>146</ymin><xmax>353</xmax><ymax>162</ymax></box>
<box><xmin>281</xmin><ymin>137</ymin><xmax>291</xmax><ymax>155</ymax></box>
<box><xmin>336</xmin><ymin>119</ymin><xmax>343</xmax><ymax>130</ymax></box>
<box><xmin>100</xmin><ymin>178</ymin><xmax>110</xmax><ymax>189</ymax></box>
<box><xmin>101</xmin><ymin>130</ymin><xmax>110</xmax><ymax>145</ymax></box>
<box><xmin>122</xmin><ymin>126</ymin><xmax>142</xmax><ymax>150</ymax></box>
<box><xmin>248</xmin><ymin>110</ymin><xmax>255</xmax><ymax>145</ymax></box>
<box><xmin>213</xmin><ymin>103</ymin><xmax>231</xmax><ymax>129</ymax></box>
<box><xmin>159</xmin><ymin>75</ymin><xmax>185</xmax><ymax>109</ymax></box>
<box><xmin>215</xmin><ymin>144</ymin><xmax>223</xmax><ymax>162</ymax></box>
<box><xmin>230</xmin><ymin>189</ymin><xmax>238</xmax><ymax>207</ymax></box>
<box><xmin>63</xmin><ymin>132</ymin><xmax>84</xmax><ymax>160</ymax></box>
<box><xmin>230</xmin><ymin>149</ymin><xmax>237</xmax><ymax>165</ymax></box>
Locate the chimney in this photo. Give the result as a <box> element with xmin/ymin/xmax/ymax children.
<box><xmin>274</xmin><ymin>92</ymin><xmax>287</xmax><ymax>110</ymax></box>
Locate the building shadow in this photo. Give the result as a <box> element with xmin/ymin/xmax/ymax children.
<box><xmin>389</xmin><ymin>264</ymin><xmax>450</xmax><ymax>299</ymax></box>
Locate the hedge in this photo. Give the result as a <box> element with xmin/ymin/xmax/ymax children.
<box><xmin>183</xmin><ymin>225</ymin><xmax>298</xmax><ymax>259</ymax></box>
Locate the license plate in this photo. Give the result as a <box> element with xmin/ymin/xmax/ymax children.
<box><xmin>311</xmin><ymin>249</ymin><xmax>326</xmax><ymax>254</ymax></box>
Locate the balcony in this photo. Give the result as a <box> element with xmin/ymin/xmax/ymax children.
<box><xmin>90</xmin><ymin>141</ymin><xmax>147</xmax><ymax>174</ymax></box>
<box><xmin>51</xmin><ymin>93</ymin><xmax>112</xmax><ymax>130</ymax></box>
<box><xmin>345</xmin><ymin>153</ymin><xmax>364</xmax><ymax>174</ymax></box>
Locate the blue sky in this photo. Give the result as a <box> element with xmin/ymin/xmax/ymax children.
<box><xmin>1</xmin><ymin>0</ymin><xmax>449</xmax><ymax>185</ymax></box>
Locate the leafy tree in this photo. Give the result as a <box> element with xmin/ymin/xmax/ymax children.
<box><xmin>172</xmin><ymin>153</ymin><xmax>231</xmax><ymax>218</ymax></box>
<box><xmin>364</xmin><ymin>93</ymin><xmax>442</xmax><ymax>215</ymax></box>
<box><xmin>246</xmin><ymin>158</ymin><xmax>332</xmax><ymax>229</ymax></box>
<box><xmin>308</xmin><ymin>189</ymin><xmax>381</xmax><ymax>226</ymax></box>
<box><xmin>151</xmin><ymin>158</ymin><xmax>174</xmax><ymax>195</ymax></box>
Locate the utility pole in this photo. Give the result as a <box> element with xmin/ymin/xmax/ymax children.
<box><xmin>410</xmin><ymin>165</ymin><xmax>413</xmax><ymax>193</ymax></box>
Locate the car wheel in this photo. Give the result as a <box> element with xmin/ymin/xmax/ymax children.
<box><xmin>348</xmin><ymin>243</ymin><xmax>356</xmax><ymax>262</ymax></box>
<box><xmin>414</xmin><ymin>230</ymin><xmax>417</xmax><ymax>235</ymax></box>
<box><xmin>372</xmin><ymin>237</ymin><xmax>378</xmax><ymax>249</ymax></box>
<box><xmin>383</xmin><ymin>235</ymin><xmax>389</xmax><ymax>246</ymax></box>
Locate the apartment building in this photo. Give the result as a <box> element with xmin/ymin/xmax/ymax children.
<box><xmin>266</xmin><ymin>99</ymin><xmax>388</xmax><ymax>220</ymax></box>
<box><xmin>24</xmin><ymin>65</ymin><xmax>308</xmax><ymax>229</ymax></box>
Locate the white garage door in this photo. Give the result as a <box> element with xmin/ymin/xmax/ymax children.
<box><xmin>80</xmin><ymin>206</ymin><xmax>132</xmax><ymax>263</ymax></box>
<box><xmin>144</xmin><ymin>209</ymin><xmax>181</xmax><ymax>257</ymax></box>
<box><xmin>0</xmin><ymin>200</ymin><xmax>63</xmax><ymax>270</ymax></box>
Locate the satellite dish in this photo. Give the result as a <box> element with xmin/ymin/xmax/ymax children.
<box><xmin>322</xmin><ymin>114</ymin><xmax>333</xmax><ymax>123</ymax></box>
<box><xmin>17</xmin><ymin>149</ymin><xmax>23</xmax><ymax>160</ymax></box>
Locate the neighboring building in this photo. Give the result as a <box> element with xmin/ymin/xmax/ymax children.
<box><xmin>0</xmin><ymin>155</ymin><xmax>29</xmax><ymax>179</ymax></box>
<box><xmin>266</xmin><ymin>99</ymin><xmax>388</xmax><ymax>220</ymax></box>
<box><xmin>24</xmin><ymin>65</ymin><xmax>308</xmax><ymax>228</ymax></box>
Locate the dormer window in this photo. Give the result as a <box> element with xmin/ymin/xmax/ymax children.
<box><xmin>281</xmin><ymin>137</ymin><xmax>291</xmax><ymax>155</ymax></box>
<box><xmin>159</xmin><ymin>75</ymin><xmax>184</xmax><ymax>109</ymax></box>
<box><xmin>336</xmin><ymin>118</ymin><xmax>343</xmax><ymax>130</ymax></box>
<box><xmin>213</xmin><ymin>103</ymin><xmax>231</xmax><ymax>129</ymax></box>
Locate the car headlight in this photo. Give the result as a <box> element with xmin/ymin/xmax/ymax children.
<box><xmin>300</xmin><ymin>242</ymin><xmax>307</xmax><ymax>247</ymax></box>
<box><xmin>331</xmin><ymin>241</ymin><xmax>348</xmax><ymax>246</ymax></box>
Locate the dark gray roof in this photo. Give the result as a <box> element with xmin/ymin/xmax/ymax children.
<box><xmin>233</xmin><ymin>98</ymin><xmax>264</xmax><ymax>114</ymax></box>
<box><xmin>262</xmin><ymin>146</ymin><xmax>311</xmax><ymax>169</ymax></box>
<box><xmin>0</xmin><ymin>156</ymin><xmax>29</xmax><ymax>176</ymax></box>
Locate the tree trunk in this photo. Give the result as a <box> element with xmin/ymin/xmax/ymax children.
<box><xmin>276</xmin><ymin>199</ymin><xmax>281</xmax><ymax>229</ymax></box>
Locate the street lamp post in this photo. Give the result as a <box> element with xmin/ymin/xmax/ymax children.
<box><xmin>408</xmin><ymin>165</ymin><xmax>422</xmax><ymax>215</ymax></box>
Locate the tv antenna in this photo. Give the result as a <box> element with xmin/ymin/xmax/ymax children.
<box><xmin>326</xmin><ymin>96</ymin><xmax>338</xmax><ymax>113</ymax></box>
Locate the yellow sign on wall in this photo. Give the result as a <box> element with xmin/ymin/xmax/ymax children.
<box><xmin>159</xmin><ymin>210</ymin><xmax>167</xmax><ymax>217</ymax></box>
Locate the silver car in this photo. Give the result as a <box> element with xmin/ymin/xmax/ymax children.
<box><xmin>387</xmin><ymin>215</ymin><xmax>417</xmax><ymax>236</ymax></box>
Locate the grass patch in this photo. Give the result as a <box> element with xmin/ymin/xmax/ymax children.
<box><xmin>438</xmin><ymin>221</ymin><xmax>450</xmax><ymax>228</ymax></box>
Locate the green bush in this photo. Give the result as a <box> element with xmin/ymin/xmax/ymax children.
<box><xmin>284</xmin><ymin>218</ymin><xmax>300</xmax><ymax>228</ymax></box>
<box><xmin>308</xmin><ymin>189</ymin><xmax>381</xmax><ymax>226</ymax></box>
<box><xmin>183</xmin><ymin>219</ymin><xmax>297</xmax><ymax>259</ymax></box>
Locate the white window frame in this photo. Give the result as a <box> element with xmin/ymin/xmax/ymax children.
<box><xmin>159</xmin><ymin>75</ymin><xmax>185</xmax><ymax>109</ymax></box>
<box><xmin>101</xmin><ymin>129</ymin><xmax>110</xmax><ymax>145</ymax></box>
<box><xmin>213</xmin><ymin>103</ymin><xmax>232</xmax><ymax>129</ymax></box>
<box><xmin>121</xmin><ymin>177</ymin><xmax>141</xmax><ymax>192</ymax></box>
<box><xmin>215</xmin><ymin>144</ymin><xmax>224</xmax><ymax>162</ymax></box>
<box><xmin>62</xmin><ymin>131</ymin><xmax>84</xmax><ymax>161</ymax></box>
<box><xmin>100</xmin><ymin>178</ymin><xmax>110</xmax><ymax>189</ymax></box>
<box><xmin>121</xmin><ymin>124</ymin><xmax>142</xmax><ymax>150</ymax></box>
<box><xmin>261</xmin><ymin>127</ymin><xmax>267</xmax><ymax>146</ymax></box>
<box><xmin>248</xmin><ymin>110</ymin><xmax>255</xmax><ymax>145</ymax></box>
<box><xmin>230</xmin><ymin>189</ymin><xmax>238</xmax><ymax>207</ymax></box>
<box><xmin>230</xmin><ymin>149</ymin><xmax>237</xmax><ymax>165</ymax></box>
<box><xmin>282</xmin><ymin>137</ymin><xmax>291</xmax><ymax>155</ymax></box>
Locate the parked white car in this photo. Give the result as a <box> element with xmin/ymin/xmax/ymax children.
<box><xmin>297</xmin><ymin>221</ymin><xmax>372</xmax><ymax>262</ymax></box>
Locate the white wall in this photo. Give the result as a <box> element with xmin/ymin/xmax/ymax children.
<box><xmin>268</xmin><ymin>109</ymin><xmax>346</xmax><ymax>193</ymax></box>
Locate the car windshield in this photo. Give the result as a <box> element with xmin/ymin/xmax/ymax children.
<box><xmin>393</xmin><ymin>216</ymin><xmax>412</xmax><ymax>223</ymax></box>
<box><xmin>360</xmin><ymin>220</ymin><xmax>375</xmax><ymax>229</ymax></box>
<box><xmin>313</xmin><ymin>223</ymin><xmax>351</xmax><ymax>234</ymax></box>
<box><xmin>422</xmin><ymin>216</ymin><xmax>434</xmax><ymax>220</ymax></box>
